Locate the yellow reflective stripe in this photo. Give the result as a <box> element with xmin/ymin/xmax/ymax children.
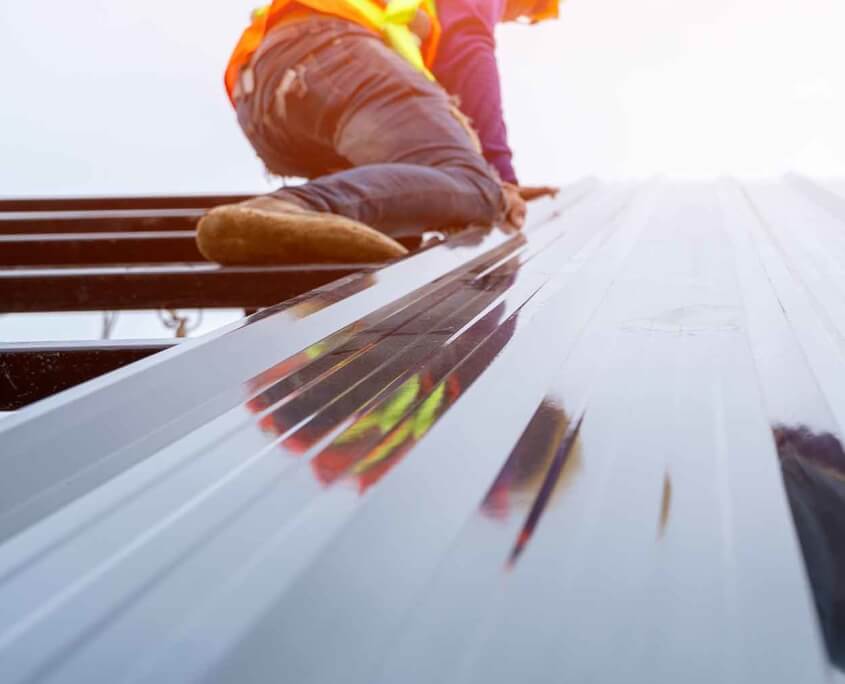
<box><xmin>251</xmin><ymin>4</ymin><xmax>270</xmax><ymax>20</ymax></box>
<box><xmin>342</xmin><ymin>0</ymin><xmax>436</xmax><ymax>80</ymax></box>
<box><xmin>383</xmin><ymin>0</ymin><xmax>423</xmax><ymax>25</ymax></box>
<box><xmin>251</xmin><ymin>0</ymin><xmax>434</xmax><ymax>80</ymax></box>
<box><xmin>377</xmin><ymin>375</ymin><xmax>421</xmax><ymax>432</ymax></box>
<box><xmin>350</xmin><ymin>380</ymin><xmax>446</xmax><ymax>475</ymax></box>
<box><xmin>334</xmin><ymin>375</ymin><xmax>421</xmax><ymax>444</ymax></box>
<box><xmin>346</xmin><ymin>0</ymin><xmax>386</xmax><ymax>30</ymax></box>
<box><xmin>384</xmin><ymin>25</ymin><xmax>433</xmax><ymax>79</ymax></box>
<box><xmin>351</xmin><ymin>420</ymin><xmax>412</xmax><ymax>475</ymax></box>
<box><xmin>411</xmin><ymin>381</ymin><xmax>444</xmax><ymax>439</ymax></box>
<box><xmin>304</xmin><ymin>340</ymin><xmax>329</xmax><ymax>360</ymax></box>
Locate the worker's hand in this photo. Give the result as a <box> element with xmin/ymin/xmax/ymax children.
<box><xmin>499</xmin><ymin>184</ymin><xmax>560</xmax><ymax>231</ymax></box>
<box><xmin>501</xmin><ymin>183</ymin><xmax>528</xmax><ymax>231</ymax></box>
<box><xmin>516</xmin><ymin>185</ymin><xmax>560</xmax><ymax>202</ymax></box>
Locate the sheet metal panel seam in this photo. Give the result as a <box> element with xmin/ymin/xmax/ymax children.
<box><xmin>0</xmin><ymin>179</ymin><xmax>597</xmax><ymax>543</ymax></box>
<box><xmin>198</xmin><ymin>182</ymin><xmax>660</xmax><ymax>684</ymax></box>
<box><xmin>738</xmin><ymin>181</ymin><xmax>845</xmax><ymax>431</ymax></box>
<box><xmin>0</xmin><ymin>179</ymin><xmax>620</xmax><ymax>680</ymax></box>
<box><xmin>0</xmin><ymin>179</ymin><xmax>841</xmax><ymax>683</ymax></box>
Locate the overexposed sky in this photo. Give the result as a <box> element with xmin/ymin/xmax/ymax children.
<box><xmin>2</xmin><ymin>0</ymin><xmax>844</xmax><ymax>197</ymax></box>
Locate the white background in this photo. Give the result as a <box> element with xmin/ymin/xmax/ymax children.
<box><xmin>1</xmin><ymin>0</ymin><xmax>844</xmax><ymax>340</ymax></box>
<box><xmin>3</xmin><ymin>0</ymin><xmax>845</xmax><ymax>196</ymax></box>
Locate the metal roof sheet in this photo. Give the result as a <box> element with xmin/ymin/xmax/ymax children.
<box><xmin>1</xmin><ymin>177</ymin><xmax>844</xmax><ymax>683</ymax></box>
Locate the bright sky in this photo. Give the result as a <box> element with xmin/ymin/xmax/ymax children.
<box><xmin>1</xmin><ymin>0</ymin><xmax>844</xmax><ymax>343</ymax></box>
<box><xmin>2</xmin><ymin>0</ymin><xmax>845</xmax><ymax>198</ymax></box>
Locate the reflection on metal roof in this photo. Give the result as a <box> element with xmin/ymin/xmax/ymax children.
<box><xmin>1</xmin><ymin>177</ymin><xmax>844</xmax><ymax>683</ymax></box>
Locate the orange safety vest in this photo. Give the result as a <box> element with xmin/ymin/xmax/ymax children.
<box><xmin>224</xmin><ymin>0</ymin><xmax>441</xmax><ymax>103</ymax></box>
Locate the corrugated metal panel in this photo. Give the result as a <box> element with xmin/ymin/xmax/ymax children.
<box><xmin>1</xmin><ymin>178</ymin><xmax>843</xmax><ymax>683</ymax></box>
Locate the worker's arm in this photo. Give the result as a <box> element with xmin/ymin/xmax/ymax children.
<box><xmin>432</xmin><ymin>3</ymin><xmax>518</xmax><ymax>184</ymax></box>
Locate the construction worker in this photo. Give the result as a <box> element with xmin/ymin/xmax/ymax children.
<box><xmin>197</xmin><ymin>0</ymin><xmax>561</xmax><ymax>265</ymax></box>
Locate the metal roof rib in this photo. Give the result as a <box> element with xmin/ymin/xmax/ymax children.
<box><xmin>0</xmin><ymin>178</ymin><xmax>843</xmax><ymax>683</ymax></box>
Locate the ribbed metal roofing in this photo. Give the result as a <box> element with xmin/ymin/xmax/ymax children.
<box><xmin>1</xmin><ymin>177</ymin><xmax>844</xmax><ymax>683</ymax></box>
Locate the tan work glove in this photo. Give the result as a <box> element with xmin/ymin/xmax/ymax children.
<box><xmin>500</xmin><ymin>184</ymin><xmax>560</xmax><ymax>231</ymax></box>
<box><xmin>516</xmin><ymin>185</ymin><xmax>560</xmax><ymax>201</ymax></box>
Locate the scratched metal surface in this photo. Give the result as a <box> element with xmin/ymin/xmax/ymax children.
<box><xmin>0</xmin><ymin>178</ymin><xmax>844</xmax><ymax>683</ymax></box>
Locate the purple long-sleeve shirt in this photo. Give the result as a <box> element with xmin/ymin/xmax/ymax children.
<box><xmin>432</xmin><ymin>0</ymin><xmax>517</xmax><ymax>183</ymax></box>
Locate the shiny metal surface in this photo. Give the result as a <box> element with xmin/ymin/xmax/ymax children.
<box><xmin>1</xmin><ymin>178</ymin><xmax>843</xmax><ymax>683</ymax></box>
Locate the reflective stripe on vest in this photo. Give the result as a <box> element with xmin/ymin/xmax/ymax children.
<box><xmin>358</xmin><ymin>0</ymin><xmax>436</xmax><ymax>80</ymax></box>
<box><xmin>225</xmin><ymin>0</ymin><xmax>440</xmax><ymax>102</ymax></box>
